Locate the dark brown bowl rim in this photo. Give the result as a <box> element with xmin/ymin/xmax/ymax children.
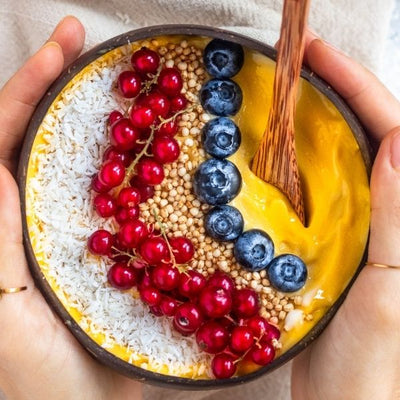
<box><xmin>17</xmin><ymin>24</ymin><xmax>372</xmax><ymax>390</ymax></box>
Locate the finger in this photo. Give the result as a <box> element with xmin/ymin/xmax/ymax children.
<box><xmin>304</xmin><ymin>34</ymin><xmax>400</xmax><ymax>142</ymax></box>
<box><xmin>368</xmin><ymin>126</ymin><xmax>400</xmax><ymax>265</ymax></box>
<box><xmin>0</xmin><ymin>164</ymin><xmax>32</xmax><ymax>289</ymax></box>
<box><xmin>0</xmin><ymin>42</ymin><xmax>64</xmax><ymax>172</ymax></box>
<box><xmin>47</xmin><ymin>15</ymin><xmax>85</xmax><ymax>68</ymax></box>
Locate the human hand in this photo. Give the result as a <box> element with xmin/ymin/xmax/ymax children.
<box><xmin>291</xmin><ymin>32</ymin><xmax>400</xmax><ymax>400</ymax></box>
<box><xmin>0</xmin><ymin>17</ymin><xmax>142</xmax><ymax>400</ymax></box>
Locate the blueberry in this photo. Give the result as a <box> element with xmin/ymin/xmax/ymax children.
<box><xmin>193</xmin><ymin>158</ymin><xmax>242</xmax><ymax>205</ymax></box>
<box><xmin>234</xmin><ymin>229</ymin><xmax>274</xmax><ymax>271</ymax></box>
<box><xmin>204</xmin><ymin>39</ymin><xmax>244</xmax><ymax>78</ymax></box>
<box><xmin>202</xmin><ymin>117</ymin><xmax>241</xmax><ymax>159</ymax></box>
<box><xmin>205</xmin><ymin>205</ymin><xmax>244</xmax><ymax>241</ymax></box>
<box><xmin>200</xmin><ymin>79</ymin><xmax>243</xmax><ymax>117</ymax></box>
<box><xmin>267</xmin><ymin>254</ymin><xmax>308</xmax><ymax>293</ymax></box>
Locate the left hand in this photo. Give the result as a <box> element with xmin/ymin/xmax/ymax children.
<box><xmin>0</xmin><ymin>16</ymin><xmax>142</xmax><ymax>400</ymax></box>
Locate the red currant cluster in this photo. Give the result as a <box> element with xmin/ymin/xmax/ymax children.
<box><xmin>87</xmin><ymin>45</ymin><xmax>280</xmax><ymax>380</ymax></box>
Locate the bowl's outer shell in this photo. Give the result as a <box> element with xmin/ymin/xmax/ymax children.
<box><xmin>17</xmin><ymin>24</ymin><xmax>373</xmax><ymax>389</ymax></box>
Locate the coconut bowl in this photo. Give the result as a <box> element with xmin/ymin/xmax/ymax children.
<box><xmin>17</xmin><ymin>25</ymin><xmax>372</xmax><ymax>389</ymax></box>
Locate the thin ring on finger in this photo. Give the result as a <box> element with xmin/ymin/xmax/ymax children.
<box><xmin>365</xmin><ymin>262</ymin><xmax>400</xmax><ymax>269</ymax></box>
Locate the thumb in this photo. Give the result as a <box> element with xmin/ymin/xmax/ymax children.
<box><xmin>369</xmin><ymin>126</ymin><xmax>400</xmax><ymax>265</ymax></box>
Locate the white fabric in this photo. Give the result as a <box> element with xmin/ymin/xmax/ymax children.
<box><xmin>0</xmin><ymin>0</ymin><xmax>394</xmax><ymax>399</ymax></box>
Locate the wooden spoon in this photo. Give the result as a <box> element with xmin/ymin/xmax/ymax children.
<box><xmin>251</xmin><ymin>0</ymin><xmax>311</xmax><ymax>225</ymax></box>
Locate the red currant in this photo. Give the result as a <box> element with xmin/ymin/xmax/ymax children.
<box><xmin>158</xmin><ymin>68</ymin><xmax>183</xmax><ymax>97</ymax></box>
<box><xmin>118</xmin><ymin>70</ymin><xmax>142</xmax><ymax>98</ymax></box>
<box><xmin>131</xmin><ymin>258</ymin><xmax>147</xmax><ymax>270</ymax></box>
<box><xmin>108</xmin><ymin>110</ymin><xmax>123</xmax><ymax>125</ymax></box>
<box><xmin>93</xmin><ymin>193</ymin><xmax>116</xmax><ymax>217</ymax></box>
<box><xmin>88</xmin><ymin>229</ymin><xmax>113</xmax><ymax>255</ymax></box>
<box><xmin>159</xmin><ymin>296</ymin><xmax>179</xmax><ymax>316</ymax></box>
<box><xmin>249</xmin><ymin>343</ymin><xmax>275</xmax><ymax>366</ymax></box>
<box><xmin>260</xmin><ymin>323</ymin><xmax>281</xmax><ymax>344</ymax></box>
<box><xmin>152</xmin><ymin>136</ymin><xmax>180</xmax><ymax>164</ymax></box>
<box><xmin>139</xmin><ymin>237</ymin><xmax>169</xmax><ymax>265</ymax></box>
<box><xmin>151</xmin><ymin>264</ymin><xmax>180</xmax><ymax>291</ymax></box>
<box><xmin>232</xmin><ymin>288</ymin><xmax>260</xmax><ymax>318</ymax></box>
<box><xmin>117</xmin><ymin>187</ymin><xmax>141</xmax><ymax>208</ymax></box>
<box><xmin>91</xmin><ymin>174</ymin><xmax>111</xmax><ymax>193</ymax></box>
<box><xmin>108</xmin><ymin>262</ymin><xmax>138</xmax><ymax>290</ymax></box>
<box><xmin>130</xmin><ymin>177</ymin><xmax>155</xmax><ymax>202</ymax></box>
<box><xmin>230</xmin><ymin>326</ymin><xmax>254</xmax><ymax>354</ymax></box>
<box><xmin>138</xmin><ymin>271</ymin><xmax>152</xmax><ymax>290</ymax></box>
<box><xmin>211</xmin><ymin>353</ymin><xmax>237</xmax><ymax>379</ymax></box>
<box><xmin>98</xmin><ymin>159</ymin><xmax>125</xmax><ymax>188</ymax></box>
<box><xmin>149</xmin><ymin>305</ymin><xmax>164</xmax><ymax>317</ymax></box>
<box><xmin>169</xmin><ymin>236</ymin><xmax>194</xmax><ymax>264</ymax></box>
<box><xmin>140</xmin><ymin>90</ymin><xmax>170</xmax><ymax>118</ymax></box>
<box><xmin>199</xmin><ymin>286</ymin><xmax>232</xmax><ymax>319</ymax></box>
<box><xmin>114</xmin><ymin>205</ymin><xmax>140</xmax><ymax>224</ymax></box>
<box><xmin>173</xmin><ymin>302</ymin><xmax>203</xmax><ymax>335</ymax></box>
<box><xmin>110</xmin><ymin>118</ymin><xmax>140</xmax><ymax>151</ymax></box>
<box><xmin>131</xmin><ymin>47</ymin><xmax>160</xmax><ymax>76</ymax></box>
<box><xmin>156</xmin><ymin>119</ymin><xmax>178</xmax><ymax>137</ymax></box>
<box><xmin>140</xmin><ymin>286</ymin><xmax>161</xmax><ymax>307</ymax></box>
<box><xmin>170</xmin><ymin>94</ymin><xmax>187</xmax><ymax>113</ymax></box>
<box><xmin>178</xmin><ymin>270</ymin><xmax>206</xmax><ymax>298</ymax></box>
<box><xmin>103</xmin><ymin>146</ymin><xmax>133</xmax><ymax>167</ymax></box>
<box><xmin>196</xmin><ymin>321</ymin><xmax>229</xmax><ymax>354</ymax></box>
<box><xmin>246</xmin><ymin>316</ymin><xmax>270</xmax><ymax>338</ymax></box>
<box><xmin>118</xmin><ymin>220</ymin><xmax>148</xmax><ymax>248</ymax></box>
<box><xmin>136</xmin><ymin>158</ymin><xmax>164</xmax><ymax>186</ymax></box>
<box><xmin>129</xmin><ymin>105</ymin><xmax>156</xmax><ymax>129</ymax></box>
<box><xmin>207</xmin><ymin>272</ymin><xmax>235</xmax><ymax>295</ymax></box>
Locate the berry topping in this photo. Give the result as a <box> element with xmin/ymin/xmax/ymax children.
<box><xmin>196</xmin><ymin>321</ymin><xmax>229</xmax><ymax>354</ymax></box>
<box><xmin>232</xmin><ymin>288</ymin><xmax>260</xmax><ymax>318</ymax></box>
<box><xmin>129</xmin><ymin>105</ymin><xmax>156</xmax><ymax>129</ymax></box>
<box><xmin>88</xmin><ymin>229</ymin><xmax>113</xmax><ymax>256</ymax></box>
<box><xmin>178</xmin><ymin>270</ymin><xmax>206</xmax><ymax>298</ymax></box>
<box><xmin>211</xmin><ymin>353</ymin><xmax>237</xmax><ymax>379</ymax></box>
<box><xmin>151</xmin><ymin>264</ymin><xmax>180</xmax><ymax>291</ymax></box>
<box><xmin>118</xmin><ymin>220</ymin><xmax>148</xmax><ymax>249</ymax></box>
<box><xmin>140</xmin><ymin>286</ymin><xmax>162</xmax><ymax>307</ymax></box>
<box><xmin>91</xmin><ymin>175</ymin><xmax>111</xmax><ymax>193</ymax></box>
<box><xmin>118</xmin><ymin>70</ymin><xmax>142</xmax><ymax>98</ymax></box>
<box><xmin>117</xmin><ymin>187</ymin><xmax>141</xmax><ymax>208</ymax></box>
<box><xmin>249</xmin><ymin>342</ymin><xmax>275</xmax><ymax>366</ymax></box>
<box><xmin>267</xmin><ymin>254</ymin><xmax>308</xmax><ymax>292</ymax></box>
<box><xmin>93</xmin><ymin>193</ymin><xmax>116</xmax><ymax>218</ymax></box>
<box><xmin>98</xmin><ymin>159</ymin><xmax>125</xmax><ymax>188</ymax></box>
<box><xmin>139</xmin><ymin>90</ymin><xmax>170</xmax><ymax>118</ymax></box>
<box><xmin>169</xmin><ymin>94</ymin><xmax>187</xmax><ymax>113</ymax></box>
<box><xmin>156</xmin><ymin>119</ymin><xmax>178</xmax><ymax>137</ymax></box>
<box><xmin>136</xmin><ymin>158</ymin><xmax>165</xmax><ymax>186</ymax></box>
<box><xmin>139</xmin><ymin>237</ymin><xmax>169</xmax><ymax>265</ymax></box>
<box><xmin>114</xmin><ymin>205</ymin><xmax>140</xmax><ymax>224</ymax></box>
<box><xmin>103</xmin><ymin>146</ymin><xmax>133</xmax><ymax>167</ymax></box>
<box><xmin>204</xmin><ymin>39</ymin><xmax>244</xmax><ymax>78</ymax></box>
<box><xmin>204</xmin><ymin>205</ymin><xmax>244</xmax><ymax>241</ymax></box>
<box><xmin>206</xmin><ymin>272</ymin><xmax>235</xmax><ymax>295</ymax></box>
<box><xmin>234</xmin><ymin>229</ymin><xmax>274</xmax><ymax>271</ymax></box>
<box><xmin>157</xmin><ymin>68</ymin><xmax>183</xmax><ymax>97</ymax></box>
<box><xmin>193</xmin><ymin>159</ymin><xmax>242</xmax><ymax>205</ymax></box>
<box><xmin>169</xmin><ymin>236</ymin><xmax>195</xmax><ymax>264</ymax></box>
<box><xmin>107</xmin><ymin>262</ymin><xmax>138</xmax><ymax>290</ymax></box>
<box><xmin>131</xmin><ymin>47</ymin><xmax>160</xmax><ymax>76</ymax></box>
<box><xmin>202</xmin><ymin>117</ymin><xmax>241</xmax><ymax>159</ymax></box>
<box><xmin>108</xmin><ymin>110</ymin><xmax>123</xmax><ymax>125</ymax></box>
<box><xmin>110</xmin><ymin>118</ymin><xmax>140</xmax><ymax>151</ymax></box>
<box><xmin>199</xmin><ymin>286</ymin><xmax>232</xmax><ymax>318</ymax></box>
<box><xmin>200</xmin><ymin>79</ymin><xmax>242</xmax><ymax>117</ymax></box>
<box><xmin>130</xmin><ymin>177</ymin><xmax>155</xmax><ymax>202</ymax></box>
<box><xmin>159</xmin><ymin>296</ymin><xmax>179</xmax><ymax>316</ymax></box>
<box><xmin>230</xmin><ymin>326</ymin><xmax>254</xmax><ymax>354</ymax></box>
<box><xmin>152</xmin><ymin>136</ymin><xmax>180</xmax><ymax>164</ymax></box>
<box><xmin>173</xmin><ymin>303</ymin><xmax>203</xmax><ymax>335</ymax></box>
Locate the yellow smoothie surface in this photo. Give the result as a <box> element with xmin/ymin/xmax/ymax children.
<box><xmin>25</xmin><ymin>35</ymin><xmax>370</xmax><ymax>379</ymax></box>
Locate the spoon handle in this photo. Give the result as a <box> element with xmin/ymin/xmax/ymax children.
<box><xmin>251</xmin><ymin>0</ymin><xmax>310</xmax><ymax>225</ymax></box>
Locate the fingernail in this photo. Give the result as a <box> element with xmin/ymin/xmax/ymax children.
<box><xmin>42</xmin><ymin>41</ymin><xmax>62</xmax><ymax>50</ymax></box>
<box><xmin>390</xmin><ymin>132</ymin><xmax>400</xmax><ymax>169</ymax></box>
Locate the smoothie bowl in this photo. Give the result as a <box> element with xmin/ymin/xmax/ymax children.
<box><xmin>17</xmin><ymin>25</ymin><xmax>372</xmax><ymax>388</ymax></box>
